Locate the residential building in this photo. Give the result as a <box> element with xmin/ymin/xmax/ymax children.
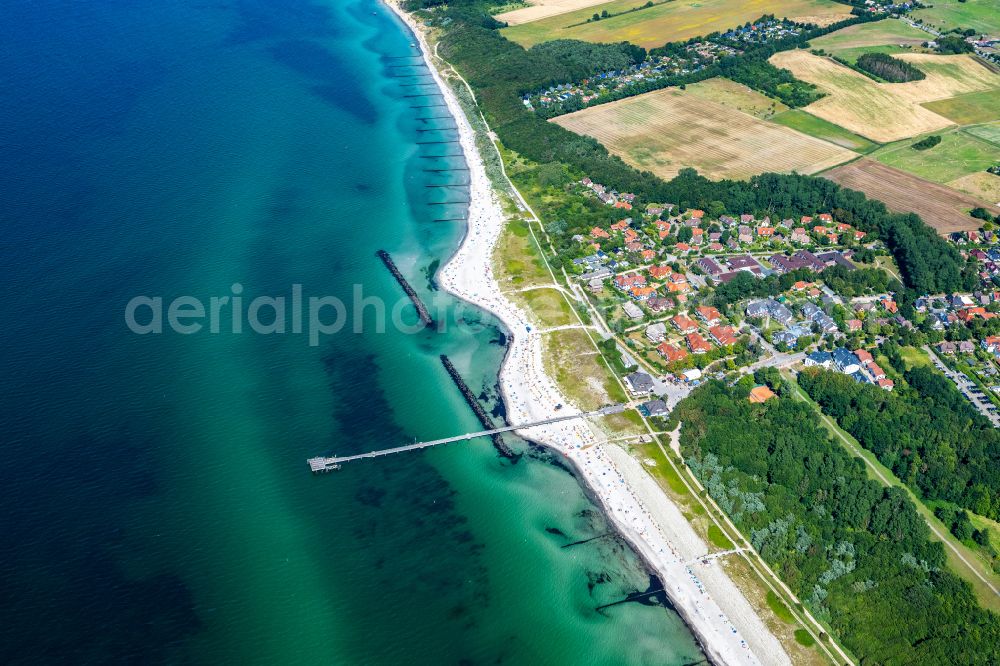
<box><xmin>658</xmin><ymin>342</ymin><xmax>689</xmax><ymax>362</ymax></box>
<box><xmin>624</xmin><ymin>372</ymin><xmax>654</xmax><ymax>395</ymax></box>
<box><xmin>671</xmin><ymin>314</ymin><xmax>698</xmax><ymax>334</ymax></box>
<box><xmin>695</xmin><ymin>305</ymin><xmax>722</xmax><ymax>325</ymax></box>
<box><xmin>645</xmin><ymin>322</ymin><xmax>667</xmax><ymax>343</ymax></box>
<box><xmin>709</xmin><ymin>325</ymin><xmax>738</xmax><ymax>346</ymax></box>
<box><xmin>687</xmin><ymin>332</ymin><xmax>712</xmax><ymax>354</ymax></box>
<box><xmin>622</xmin><ymin>301</ymin><xmax>643</xmax><ymax>320</ymax></box>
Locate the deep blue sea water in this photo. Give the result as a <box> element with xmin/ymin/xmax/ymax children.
<box><xmin>0</xmin><ymin>1</ymin><xmax>703</xmax><ymax>663</ymax></box>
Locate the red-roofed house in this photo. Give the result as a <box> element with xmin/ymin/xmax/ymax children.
<box><xmin>649</xmin><ymin>265</ymin><xmax>671</xmax><ymax>279</ymax></box>
<box><xmin>696</xmin><ymin>305</ymin><xmax>722</xmax><ymax>325</ymax></box>
<box><xmin>591</xmin><ymin>227</ymin><xmax>610</xmax><ymax>239</ymax></box>
<box><xmin>671</xmin><ymin>314</ymin><xmax>698</xmax><ymax>333</ymax></box>
<box><xmin>709</xmin><ymin>325</ymin><xmax>738</xmax><ymax>346</ymax></box>
<box><xmin>631</xmin><ymin>286</ymin><xmax>656</xmax><ymax>301</ymax></box>
<box><xmin>614</xmin><ymin>273</ymin><xmax>646</xmax><ymax>290</ymax></box>
<box><xmin>689</xmin><ymin>209</ymin><xmax>704</xmax><ymax>219</ymax></box>
<box><xmin>686</xmin><ymin>332</ymin><xmax>712</xmax><ymax>354</ymax></box>
<box><xmin>657</xmin><ymin>342</ymin><xmax>688</xmax><ymax>362</ymax></box>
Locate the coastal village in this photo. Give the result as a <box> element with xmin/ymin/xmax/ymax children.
<box><xmin>566</xmin><ymin>174</ymin><xmax>1000</xmax><ymax>426</ymax></box>
<box><xmin>525</xmin><ymin>17</ymin><xmax>808</xmax><ymax>115</ymax></box>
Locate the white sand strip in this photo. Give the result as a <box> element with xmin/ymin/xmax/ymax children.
<box><xmin>383</xmin><ymin>3</ymin><xmax>790</xmax><ymax>664</ymax></box>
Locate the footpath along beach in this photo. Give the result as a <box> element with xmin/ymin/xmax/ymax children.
<box><xmin>384</xmin><ymin>3</ymin><xmax>791</xmax><ymax>664</ymax></box>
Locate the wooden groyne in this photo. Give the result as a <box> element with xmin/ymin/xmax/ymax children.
<box><xmin>439</xmin><ymin>355</ymin><xmax>518</xmax><ymax>461</ymax></box>
<box><xmin>376</xmin><ymin>250</ymin><xmax>433</xmax><ymax>328</ymax></box>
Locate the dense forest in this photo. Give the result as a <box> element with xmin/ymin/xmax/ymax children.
<box><xmin>799</xmin><ymin>367</ymin><xmax>1000</xmax><ymax>521</ymax></box>
<box><xmin>404</xmin><ymin>0</ymin><xmax>974</xmax><ymax>297</ymax></box>
<box><xmin>856</xmin><ymin>52</ymin><xmax>926</xmax><ymax>82</ymax></box>
<box><xmin>676</xmin><ymin>379</ymin><xmax>1000</xmax><ymax>664</ymax></box>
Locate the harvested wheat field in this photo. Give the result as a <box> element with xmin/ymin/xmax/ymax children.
<box><xmin>495</xmin><ymin>0</ymin><xmax>610</xmax><ymax>26</ymax></box>
<box><xmin>770</xmin><ymin>51</ymin><xmax>955</xmax><ymax>142</ymax></box>
<box><xmin>824</xmin><ymin>159</ymin><xmax>994</xmax><ymax>234</ymax></box>
<box><xmin>889</xmin><ymin>53</ymin><xmax>1000</xmax><ymax>103</ymax></box>
<box><xmin>771</xmin><ymin>52</ymin><xmax>1000</xmax><ymax>142</ymax></box>
<box><xmin>552</xmin><ymin>87</ymin><xmax>856</xmax><ymax>180</ymax></box>
<box><xmin>948</xmin><ymin>172</ymin><xmax>1000</xmax><ymax>206</ymax></box>
<box><xmin>502</xmin><ymin>0</ymin><xmax>853</xmax><ymax>49</ymax></box>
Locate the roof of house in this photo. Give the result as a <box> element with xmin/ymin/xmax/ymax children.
<box><xmin>696</xmin><ymin>305</ymin><xmax>722</xmax><ymax>322</ymax></box>
<box><xmin>657</xmin><ymin>342</ymin><xmax>688</xmax><ymax>362</ymax></box>
<box><xmin>709</xmin><ymin>325</ymin><xmax>738</xmax><ymax>346</ymax></box>
<box><xmin>671</xmin><ymin>314</ymin><xmax>697</xmax><ymax>331</ymax></box>
<box><xmin>686</xmin><ymin>332</ymin><xmax>712</xmax><ymax>353</ymax></box>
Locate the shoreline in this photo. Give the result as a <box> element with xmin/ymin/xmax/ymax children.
<box><xmin>383</xmin><ymin>3</ymin><xmax>790</xmax><ymax>665</ymax></box>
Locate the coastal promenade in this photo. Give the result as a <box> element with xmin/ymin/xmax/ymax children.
<box><xmin>384</xmin><ymin>3</ymin><xmax>793</xmax><ymax>663</ymax></box>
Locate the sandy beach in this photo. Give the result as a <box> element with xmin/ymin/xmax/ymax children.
<box><xmin>385</xmin><ymin>3</ymin><xmax>791</xmax><ymax>664</ymax></box>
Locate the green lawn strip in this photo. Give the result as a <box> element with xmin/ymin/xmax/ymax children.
<box><xmin>922</xmin><ymin>88</ymin><xmax>1000</xmax><ymax>125</ymax></box>
<box><xmin>770</xmin><ymin>109</ymin><xmax>879</xmax><ymax>153</ymax></box>
<box><xmin>869</xmin><ymin>128</ymin><xmax>999</xmax><ymax>184</ymax></box>
<box><xmin>520</xmin><ymin>287</ymin><xmax>576</xmax><ymax>327</ymax></box>
<box><xmin>767</xmin><ymin>590</ymin><xmax>796</xmax><ymax>624</ymax></box>
<box><xmin>899</xmin><ymin>344</ymin><xmax>932</xmax><ymax>370</ymax></box>
<box><xmin>707</xmin><ymin>524</ymin><xmax>734</xmax><ymax>549</ymax></box>
<box><xmin>795</xmin><ymin>629</ymin><xmax>817</xmax><ymax>647</ymax></box>
<box><xmin>785</xmin><ymin>371</ymin><xmax>1000</xmax><ymax>611</ymax></box>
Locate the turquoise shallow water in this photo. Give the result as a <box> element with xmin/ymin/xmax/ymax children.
<box><xmin>0</xmin><ymin>1</ymin><xmax>703</xmax><ymax>663</ymax></box>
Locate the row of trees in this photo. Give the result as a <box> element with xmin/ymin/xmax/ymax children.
<box><xmin>799</xmin><ymin>366</ymin><xmax>1000</xmax><ymax>520</ymax></box>
<box><xmin>676</xmin><ymin>379</ymin><xmax>1000</xmax><ymax>664</ymax></box>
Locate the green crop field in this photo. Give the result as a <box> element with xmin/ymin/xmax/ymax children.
<box><xmin>808</xmin><ymin>18</ymin><xmax>930</xmax><ymax>63</ymax></box>
<box><xmin>871</xmin><ymin>129</ymin><xmax>1000</xmax><ymax>184</ymax></box>
<box><xmin>501</xmin><ymin>0</ymin><xmax>853</xmax><ymax>49</ymax></box>
<box><xmin>965</xmin><ymin>121</ymin><xmax>1000</xmax><ymax>146</ymax></box>
<box><xmin>922</xmin><ymin>88</ymin><xmax>1000</xmax><ymax>124</ymax></box>
<box><xmin>770</xmin><ymin>109</ymin><xmax>879</xmax><ymax>152</ymax></box>
<box><xmin>911</xmin><ymin>0</ymin><xmax>1000</xmax><ymax>36</ymax></box>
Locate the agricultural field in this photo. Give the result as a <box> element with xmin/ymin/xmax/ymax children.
<box><xmin>910</xmin><ymin>0</ymin><xmax>1000</xmax><ymax>36</ymax></box>
<box><xmin>770</xmin><ymin>51</ymin><xmax>1000</xmax><ymax>141</ymax></box>
<box><xmin>949</xmin><ymin>172</ymin><xmax>1000</xmax><ymax>205</ymax></box>
<box><xmin>824</xmin><ymin>158</ymin><xmax>994</xmax><ymax>233</ymax></box>
<box><xmin>682</xmin><ymin>77</ymin><xmax>789</xmax><ymax>119</ymax></box>
<box><xmin>923</xmin><ymin>88</ymin><xmax>1000</xmax><ymax>124</ymax></box>
<box><xmin>807</xmin><ymin>18</ymin><xmax>930</xmax><ymax>63</ymax></box>
<box><xmin>501</xmin><ymin>0</ymin><xmax>853</xmax><ymax>49</ymax></box>
<box><xmin>551</xmin><ymin>86</ymin><xmax>857</xmax><ymax>180</ymax></box>
<box><xmin>966</xmin><ymin>121</ymin><xmax>1000</xmax><ymax>146</ymax></box>
<box><xmin>870</xmin><ymin>128</ymin><xmax>1000</xmax><ymax>184</ymax></box>
<box><xmin>770</xmin><ymin>109</ymin><xmax>878</xmax><ymax>152</ymax></box>
<box><xmin>494</xmin><ymin>0</ymin><xmax>609</xmax><ymax>26</ymax></box>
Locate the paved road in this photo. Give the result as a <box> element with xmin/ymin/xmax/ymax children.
<box><xmin>923</xmin><ymin>345</ymin><xmax>1000</xmax><ymax>427</ymax></box>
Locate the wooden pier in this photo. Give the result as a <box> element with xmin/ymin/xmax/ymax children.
<box><xmin>308</xmin><ymin>403</ymin><xmax>627</xmax><ymax>472</ymax></box>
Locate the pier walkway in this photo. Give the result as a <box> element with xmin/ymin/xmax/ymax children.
<box><xmin>308</xmin><ymin>403</ymin><xmax>626</xmax><ymax>472</ymax></box>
